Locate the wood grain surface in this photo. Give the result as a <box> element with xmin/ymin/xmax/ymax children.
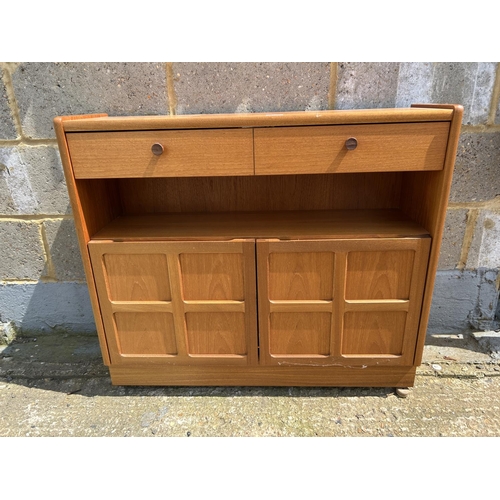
<box><xmin>109</xmin><ymin>364</ymin><xmax>418</xmax><ymax>387</ymax></box>
<box><xmin>117</xmin><ymin>173</ymin><xmax>403</xmax><ymax>214</ymax></box>
<box><xmin>68</xmin><ymin>129</ymin><xmax>254</xmax><ymax>178</ymax></box>
<box><xmin>254</xmin><ymin>122</ymin><xmax>449</xmax><ymax>175</ymax></box>
<box><xmin>61</xmin><ymin>107</ymin><xmax>454</xmax><ymax>132</ymax></box>
<box><xmin>92</xmin><ymin>209</ymin><xmax>430</xmax><ymax>241</ymax></box>
<box><xmin>257</xmin><ymin>237</ymin><xmax>430</xmax><ymax>367</ymax></box>
<box><xmin>88</xmin><ymin>240</ymin><xmax>258</xmax><ymax>366</ymax></box>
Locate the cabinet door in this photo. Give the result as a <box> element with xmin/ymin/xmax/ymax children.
<box><xmin>257</xmin><ymin>238</ymin><xmax>430</xmax><ymax>366</ymax></box>
<box><xmin>88</xmin><ymin>240</ymin><xmax>257</xmax><ymax>366</ymax></box>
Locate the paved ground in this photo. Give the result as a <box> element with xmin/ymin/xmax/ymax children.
<box><xmin>1</xmin><ymin>331</ymin><xmax>500</xmax><ymax>437</ymax></box>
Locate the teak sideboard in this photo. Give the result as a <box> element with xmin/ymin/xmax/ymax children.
<box><xmin>54</xmin><ymin>104</ymin><xmax>463</xmax><ymax>387</ymax></box>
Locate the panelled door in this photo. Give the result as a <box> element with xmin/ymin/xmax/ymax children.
<box><xmin>88</xmin><ymin>240</ymin><xmax>257</xmax><ymax>366</ymax></box>
<box><xmin>257</xmin><ymin>237</ymin><xmax>431</xmax><ymax>367</ymax></box>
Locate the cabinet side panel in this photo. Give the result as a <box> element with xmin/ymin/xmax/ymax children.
<box><xmin>402</xmin><ymin>105</ymin><xmax>463</xmax><ymax>365</ymax></box>
<box><xmin>54</xmin><ymin>116</ymin><xmax>112</xmax><ymax>365</ymax></box>
<box><xmin>75</xmin><ymin>179</ymin><xmax>122</xmax><ymax>238</ymax></box>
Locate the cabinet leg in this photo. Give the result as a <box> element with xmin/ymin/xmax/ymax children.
<box><xmin>395</xmin><ymin>387</ymin><xmax>411</xmax><ymax>398</ymax></box>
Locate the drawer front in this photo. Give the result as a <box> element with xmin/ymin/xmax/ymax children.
<box><xmin>68</xmin><ymin>129</ymin><xmax>254</xmax><ymax>178</ymax></box>
<box><xmin>254</xmin><ymin>122</ymin><xmax>450</xmax><ymax>175</ymax></box>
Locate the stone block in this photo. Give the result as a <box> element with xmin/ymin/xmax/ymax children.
<box><xmin>472</xmin><ymin>331</ymin><xmax>500</xmax><ymax>359</ymax></box>
<box><xmin>430</xmin><ymin>62</ymin><xmax>496</xmax><ymax>125</ymax></box>
<box><xmin>395</xmin><ymin>63</ymin><xmax>434</xmax><ymax>107</ymax></box>
<box><xmin>0</xmin><ymin>321</ymin><xmax>17</xmax><ymax>345</ymax></box>
<box><xmin>438</xmin><ymin>208</ymin><xmax>467</xmax><ymax>270</ymax></box>
<box><xmin>450</xmin><ymin>132</ymin><xmax>500</xmax><ymax>203</ymax></box>
<box><xmin>495</xmin><ymin>98</ymin><xmax>500</xmax><ymax>125</ymax></box>
<box><xmin>0</xmin><ymin>221</ymin><xmax>45</xmax><ymax>280</ymax></box>
<box><xmin>43</xmin><ymin>219</ymin><xmax>85</xmax><ymax>281</ymax></box>
<box><xmin>0</xmin><ymin>282</ymin><xmax>95</xmax><ymax>333</ymax></box>
<box><xmin>335</xmin><ymin>62</ymin><xmax>400</xmax><ymax>109</ymax></box>
<box><xmin>467</xmin><ymin>63</ymin><xmax>497</xmax><ymax>125</ymax></box>
<box><xmin>428</xmin><ymin>269</ymin><xmax>499</xmax><ymax>334</ymax></box>
<box><xmin>428</xmin><ymin>270</ymin><xmax>478</xmax><ymax>333</ymax></box>
<box><xmin>0</xmin><ymin>68</ymin><xmax>17</xmax><ymax>139</ymax></box>
<box><xmin>466</xmin><ymin>209</ymin><xmax>500</xmax><ymax>269</ymax></box>
<box><xmin>0</xmin><ymin>145</ymin><xmax>70</xmax><ymax>215</ymax></box>
<box><xmin>173</xmin><ymin>62</ymin><xmax>330</xmax><ymax>114</ymax></box>
<box><xmin>395</xmin><ymin>63</ymin><xmax>496</xmax><ymax>124</ymax></box>
<box><xmin>469</xmin><ymin>269</ymin><xmax>500</xmax><ymax>331</ymax></box>
<box><xmin>11</xmin><ymin>62</ymin><xmax>169</xmax><ymax>139</ymax></box>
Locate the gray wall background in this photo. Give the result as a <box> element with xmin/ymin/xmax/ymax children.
<box><xmin>0</xmin><ymin>62</ymin><xmax>499</xmax><ymax>337</ymax></box>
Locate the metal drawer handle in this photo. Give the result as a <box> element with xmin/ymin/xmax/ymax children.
<box><xmin>345</xmin><ymin>137</ymin><xmax>358</xmax><ymax>150</ymax></box>
<box><xmin>151</xmin><ymin>143</ymin><xmax>164</xmax><ymax>156</ymax></box>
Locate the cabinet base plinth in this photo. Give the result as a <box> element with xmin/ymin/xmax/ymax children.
<box><xmin>108</xmin><ymin>365</ymin><xmax>417</xmax><ymax>388</ymax></box>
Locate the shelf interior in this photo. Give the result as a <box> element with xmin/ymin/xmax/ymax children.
<box><xmin>92</xmin><ymin>209</ymin><xmax>430</xmax><ymax>241</ymax></box>
<box><xmin>75</xmin><ymin>172</ymin><xmax>438</xmax><ymax>242</ymax></box>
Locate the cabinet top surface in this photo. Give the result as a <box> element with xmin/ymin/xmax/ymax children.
<box><xmin>58</xmin><ymin>106</ymin><xmax>458</xmax><ymax>132</ymax></box>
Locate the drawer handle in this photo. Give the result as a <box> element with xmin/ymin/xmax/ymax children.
<box><xmin>345</xmin><ymin>137</ymin><xmax>358</xmax><ymax>150</ymax></box>
<box><xmin>151</xmin><ymin>143</ymin><xmax>164</xmax><ymax>156</ymax></box>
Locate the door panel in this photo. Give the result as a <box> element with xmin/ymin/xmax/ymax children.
<box><xmin>180</xmin><ymin>253</ymin><xmax>245</xmax><ymax>300</ymax></box>
<box><xmin>268</xmin><ymin>251</ymin><xmax>334</xmax><ymax>300</ymax></box>
<box><xmin>89</xmin><ymin>240</ymin><xmax>257</xmax><ymax>366</ymax></box>
<box><xmin>345</xmin><ymin>250</ymin><xmax>414</xmax><ymax>300</ymax></box>
<box><xmin>114</xmin><ymin>312</ymin><xmax>177</xmax><ymax>355</ymax></box>
<box><xmin>342</xmin><ymin>311</ymin><xmax>407</xmax><ymax>356</ymax></box>
<box><xmin>269</xmin><ymin>312</ymin><xmax>332</xmax><ymax>356</ymax></box>
<box><xmin>257</xmin><ymin>238</ymin><xmax>430</xmax><ymax>366</ymax></box>
<box><xmin>186</xmin><ymin>312</ymin><xmax>247</xmax><ymax>355</ymax></box>
<box><xmin>104</xmin><ymin>253</ymin><xmax>171</xmax><ymax>301</ymax></box>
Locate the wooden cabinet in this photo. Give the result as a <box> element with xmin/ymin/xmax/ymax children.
<box><xmin>54</xmin><ymin>105</ymin><xmax>463</xmax><ymax>387</ymax></box>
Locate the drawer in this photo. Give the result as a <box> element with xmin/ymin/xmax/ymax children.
<box><xmin>254</xmin><ymin>122</ymin><xmax>450</xmax><ymax>175</ymax></box>
<box><xmin>67</xmin><ymin>128</ymin><xmax>254</xmax><ymax>178</ymax></box>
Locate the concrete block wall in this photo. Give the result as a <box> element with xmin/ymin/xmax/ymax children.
<box><xmin>0</xmin><ymin>62</ymin><xmax>499</xmax><ymax>336</ymax></box>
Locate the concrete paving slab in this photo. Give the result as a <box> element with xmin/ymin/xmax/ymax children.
<box><xmin>422</xmin><ymin>332</ymin><xmax>494</xmax><ymax>364</ymax></box>
<box><xmin>1</xmin><ymin>332</ymin><xmax>500</xmax><ymax>437</ymax></box>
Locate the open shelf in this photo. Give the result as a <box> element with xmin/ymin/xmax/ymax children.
<box><xmin>92</xmin><ymin>209</ymin><xmax>430</xmax><ymax>241</ymax></box>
